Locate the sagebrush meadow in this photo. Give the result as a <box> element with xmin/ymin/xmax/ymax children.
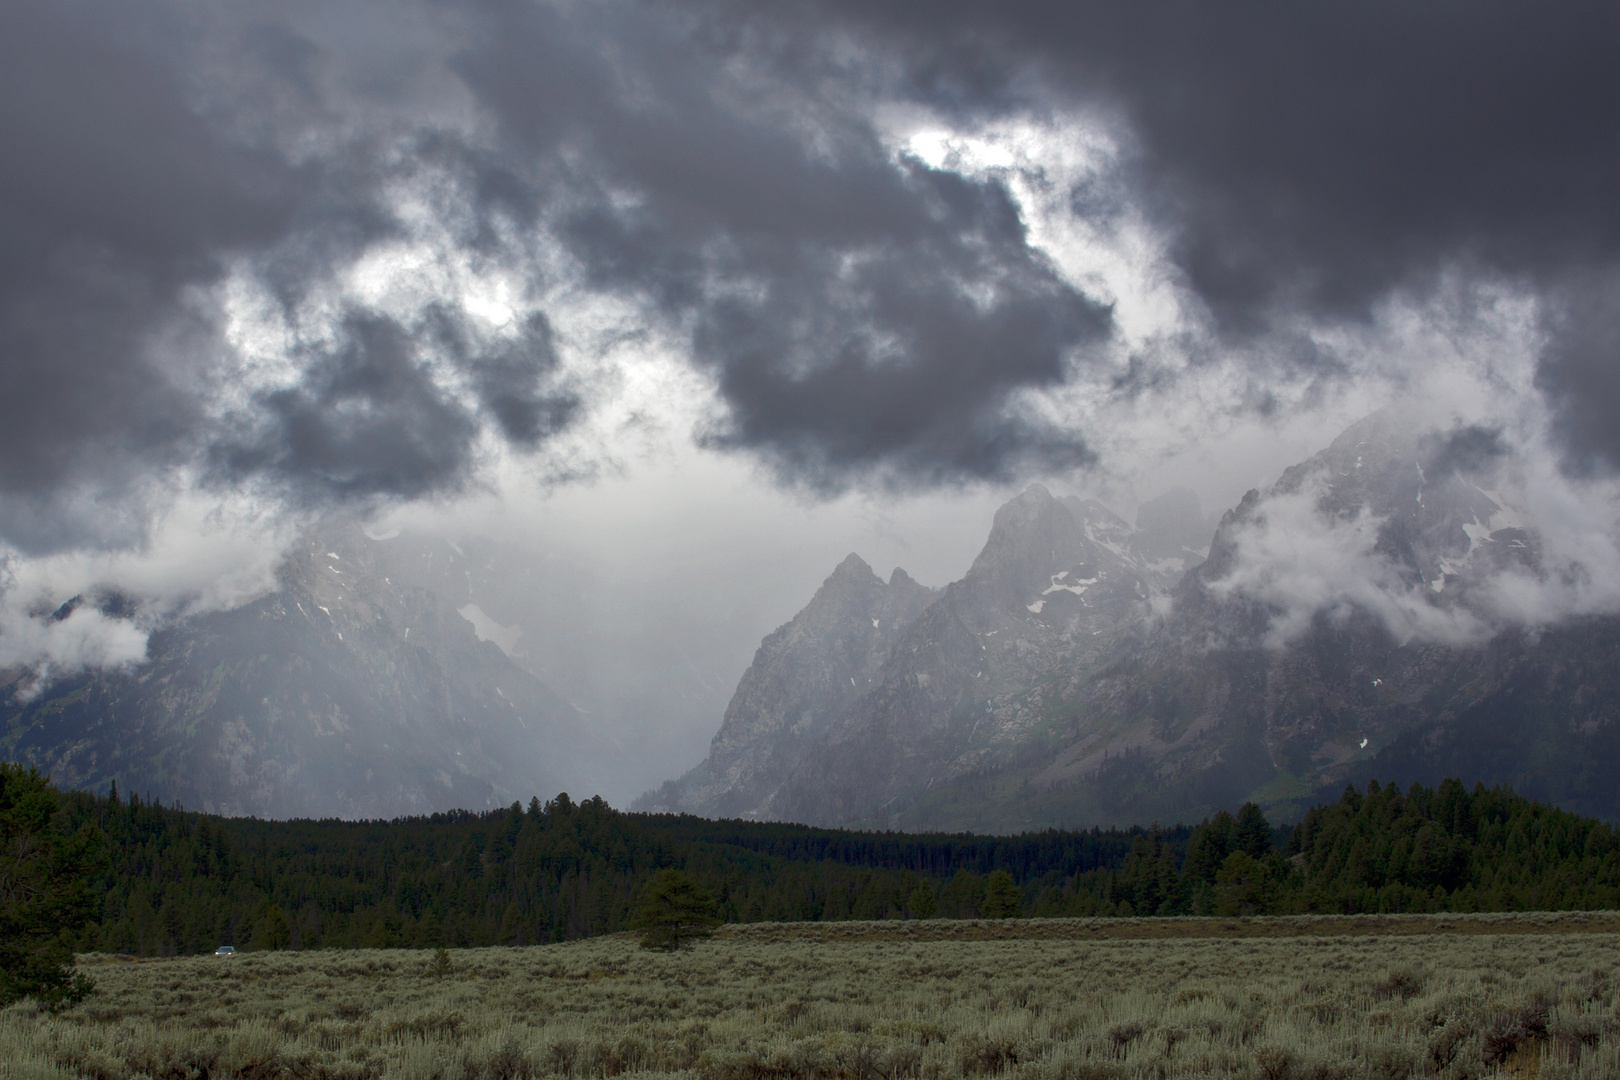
<box><xmin>7</xmin><ymin>915</ymin><xmax>1619</xmax><ymax>1080</ymax></box>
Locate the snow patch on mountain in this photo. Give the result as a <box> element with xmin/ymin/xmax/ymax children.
<box><xmin>458</xmin><ymin>603</ymin><xmax>522</xmax><ymax>656</ymax></box>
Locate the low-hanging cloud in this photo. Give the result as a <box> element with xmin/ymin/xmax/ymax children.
<box><xmin>0</xmin><ymin>489</ymin><xmax>297</xmax><ymax>689</ymax></box>
<box><xmin>1208</xmin><ymin>480</ymin><xmax>1493</xmax><ymax>649</ymax></box>
<box><xmin>1206</xmin><ymin>411</ymin><xmax>1620</xmax><ymax>650</ymax></box>
<box><xmin>0</xmin><ymin>602</ymin><xmax>149</xmax><ymax>700</ymax></box>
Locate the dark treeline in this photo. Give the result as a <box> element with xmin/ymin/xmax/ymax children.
<box><xmin>1037</xmin><ymin>778</ymin><xmax>1620</xmax><ymax>918</ymax></box>
<box><xmin>645</xmin><ymin>817</ymin><xmax>1167</xmax><ymax>880</ymax></box>
<box><xmin>59</xmin><ymin>777</ymin><xmax>1620</xmax><ymax>956</ymax></box>
<box><xmin>62</xmin><ymin>785</ymin><xmax>1193</xmax><ymax>955</ymax></box>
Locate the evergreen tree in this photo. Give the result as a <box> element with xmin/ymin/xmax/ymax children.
<box><xmin>1233</xmin><ymin>802</ymin><xmax>1272</xmax><ymax>858</ymax></box>
<box><xmin>1183</xmin><ymin>811</ymin><xmax>1234</xmax><ymax>886</ymax></box>
<box><xmin>979</xmin><ymin>870</ymin><xmax>1022</xmax><ymax>919</ymax></box>
<box><xmin>908</xmin><ymin>881</ymin><xmax>937</xmax><ymax>919</ymax></box>
<box><xmin>629</xmin><ymin>869</ymin><xmax>719</xmax><ymax>950</ymax></box>
<box><xmin>252</xmin><ymin>904</ymin><xmax>292</xmax><ymax>950</ymax></box>
<box><xmin>0</xmin><ymin>765</ymin><xmax>105</xmax><ymax>1008</ymax></box>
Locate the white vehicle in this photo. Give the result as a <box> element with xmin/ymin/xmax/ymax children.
<box><xmin>214</xmin><ymin>945</ymin><xmax>237</xmax><ymax>956</ymax></box>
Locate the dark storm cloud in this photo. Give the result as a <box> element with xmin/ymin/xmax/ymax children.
<box><xmin>207</xmin><ymin>307</ymin><xmax>580</xmax><ymax>501</ymax></box>
<box><xmin>723</xmin><ymin>0</ymin><xmax>1620</xmax><ymax>464</ymax></box>
<box><xmin>0</xmin><ymin>1</ymin><xmax>301</xmax><ymax>503</ymax></box>
<box><xmin>9</xmin><ymin>0</ymin><xmax>1620</xmax><ymax>556</ymax></box>
<box><xmin>1537</xmin><ymin>272</ymin><xmax>1620</xmax><ymax>475</ymax></box>
<box><xmin>0</xmin><ymin>0</ymin><xmax>419</xmax><ymax>544</ymax></box>
<box><xmin>454</xmin><ymin>0</ymin><xmax>1111</xmax><ymax>486</ymax></box>
<box><xmin>211</xmin><ymin>315</ymin><xmax>479</xmax><ymax>501</ymax></box>
<box><xmin>460</xmin><ymin>313</ymin><xmax>581</xmax><ymax>448</ymax></box>
<box><xmin>0</xmin><ymin>0</ymin><xmax>1120</xmax><ymax>550</ymax></box>
<box><xmin>690</xmin><ymin>164</ymin><xmax>1107</xmax><ymax>486</ymax></box>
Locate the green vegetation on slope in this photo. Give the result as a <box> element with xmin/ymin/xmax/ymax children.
<box><xmin>47</xmin><ymin>776</ymin><xmax>1620</xmax><ymax>957</ymax></box>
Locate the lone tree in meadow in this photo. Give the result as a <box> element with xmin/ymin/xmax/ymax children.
<box><xmin>979</xmin><ymin>870</ymin><xmax>1022</xmax><ymax>919</ymax></box>
<box><xmin>0</xmin><ymin>764</ymin><xmax>105</xmax><ymax>1009</ymax></box>
<box><xmin>630</xmin><ymin>869</ymin><xmax>720</xmax><ymax>950</ymax></box>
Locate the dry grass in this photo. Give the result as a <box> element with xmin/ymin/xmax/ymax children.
<box><xmin>5</xmin><ymin>914</ymin><xmax>1620</xmax><ymax>1079</ymax></box>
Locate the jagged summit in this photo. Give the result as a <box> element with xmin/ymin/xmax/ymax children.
<box><xmin>963</xmin><ymin>483</ymin><xmax>1094</xmax><ymax>601</ymax></box>
<box><xmin>641</xmin><ymin>478</ymin><xmax>1196</xmax><ymax>824</ymax></box>
<box><xmin>828</xmin><ymin>551</ymin><xmax>877</xmax><ymax>581</ymax></box>
<box><xmin>1199</xmin><ymin>413</ymin><xmax>1533</xmax><ymax>613</ymax></box>
<box><xmin>636</xmin><ymin>549</ymin><xmax>938</xmax><ymax>819</ymax></box>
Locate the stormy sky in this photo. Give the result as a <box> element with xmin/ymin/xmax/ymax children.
<box><xmin>4</xmin><ymin>0</ymin><xmax>1620</xmax><ymax>797</ymax></box>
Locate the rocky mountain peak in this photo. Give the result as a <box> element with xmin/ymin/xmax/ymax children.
<box><xmin>1207</xmin><ymin>413</ymin><xmax>1532</xmax><ymax>602</ymax></box>
<box><xmin>965</xmin><ymin>482</ymin><xmax>1094</xmax><ymax>602</ymax></box>
<box><xmin>648</xmin><ymin>411</ymin><xmax>1620</xmax><ymax>835</ymax></box>
<box><xmin>636</xmin><ymin>548</ymin><xmax>939</xmax><ymax>819</ymax></box>
<box><xmin>825</xmin><ymin>552</ymin><xmax>880</xmax><ymax>589</ymax></box>
<box><xmin>2</xmin><ymin>520</ymin><xmax>601</xmax><ymax>819</ymax></box>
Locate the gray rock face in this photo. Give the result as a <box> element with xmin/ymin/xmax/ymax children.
<box><xmin>639</xmin><ymin>554</ymin><xmax>937</xmax><ymax>818</ymax></box>
<box><xmin>0</xmin><ymin>524</ymin><xmax>601</xmax><ymax>818</ymax></box>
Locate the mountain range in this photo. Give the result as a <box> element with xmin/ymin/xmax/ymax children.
<box><xmin>640</xmin><ymin>412</ymin><xmax>1620</xmax><ymax>829</ymax></box>
<box><xmin>5</xmin><ymin>410</ymin><xmax>1618</xmax><ymax>828</ymax></box>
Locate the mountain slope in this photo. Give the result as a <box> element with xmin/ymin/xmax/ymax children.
<box><xmin>0</xmin><ymin>525</ymin><xmax>599</xmax><ymax>818</ymax></box>
<box><xmin>639</xmin><ymin>554</ymin><xmax>937</xmax><ymax>818</ymax></box>
<box><xmin>766</xmin><ymin>485</ymin><xmax>1169</xmax><ymax>828</ymax></box>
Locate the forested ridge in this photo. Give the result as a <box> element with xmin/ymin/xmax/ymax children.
<box><xmin>56</xmin><ymin>777</ymin><xmax>1620</xmax><ymax>956</ymax></box>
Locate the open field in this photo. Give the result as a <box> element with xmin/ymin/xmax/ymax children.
<box><xmin>6</xmin><ymin>915</ymin><xmax>1620</xmax><ymax>1080</ymax></box>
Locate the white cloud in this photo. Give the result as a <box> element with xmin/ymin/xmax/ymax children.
<box><xmin>0</xmin><ymin>602</ymin><xmax>150</xmax><ymax>700</ymax></box>
<box><xmin>0</xmin><ymin>485</ymin><xmax>298</xmax><ymax>693</ymax></box>
<box><xmin>1208</xmin><ymin>478</ymin><xmax>1491</xmax><ymax>648</ymax></box>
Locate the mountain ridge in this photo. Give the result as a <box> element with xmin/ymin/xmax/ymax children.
<box><xmin>0</xmin><ymin>523</ymin><xmax>603</xmax><ymax>819</ymax></box>
<box><xmin>642</xmin><ymin>413</ymin><xmax>1620</xmax><ymax>831</ymax></box>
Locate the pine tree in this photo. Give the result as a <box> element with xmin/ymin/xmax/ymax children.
<box><xmin>0</xmin><ymin>765</ymin><xmax>105</xmax><ymax>1008</ymax></box>
<box><xmin>252</xmin><ymin>905</ymin><xmax>292</xmax><ymax>950</ymax></box>
<box><xmin>979</xmin><ymin>870</ymin><xmax>1022</xmax><ymax>919</ymax></box>
<box><xmin>629</xmin><ymin>869</ymin><xmax>719</xmax><ymax>950</ymax></box>
<box><xmin>1233</xmin><ymin>802</ymin><xmax>1272</xmax><ymax>859</ymax></box>
<box><xmin>908</xmin><ymin>882</ymin><xmax>938</xmax><ymax>919</ymax></box>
